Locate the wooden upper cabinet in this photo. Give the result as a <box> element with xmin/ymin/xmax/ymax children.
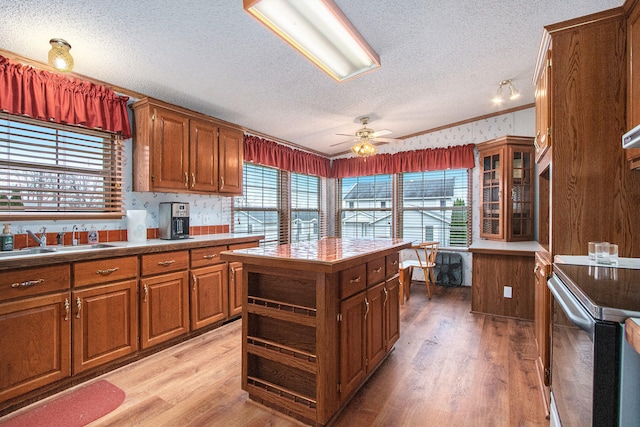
<box><xmin>218</xmin><ymin>126</ymin><xmax>243</xmax><ymax>195</ymax></box>
<box><xmin>627</xmin><ymin>0</ymin><xmax>640</xmax><ymax>169</ymax></box>
<box><xmin>534</xmin><ymin>50</ymin><xmax>552</xmax><ymax>164</ymax></box>
<box><xmin>478</xmin><ymin>136</ymin><xmax>535</xmax><ymax>242</ymax></box>
<box><xmin>190</xmin><ymin>118</ymin><xmax>219</xmax><ymax>192</ymax></box>
<box><xmin>131</xmin><ymin>97</ymin><xmax>244</xmax><ymax>195</ymax></box>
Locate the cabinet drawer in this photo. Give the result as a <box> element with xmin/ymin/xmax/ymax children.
<box><xmin>74</xmin><ymin>256</ymin><xmax>139</xmax><ymax>288</ymax></box>
<box><xmin>142</xmin><ymin>250</ymin><xmax>189</xmax><ymax>276</ymax></box>
<box><xmin>340</xmin><ymin>264</ymin><xmax>366</xmax><ymax>299</ymax></box>
<box><xmin>386</xmin><ymin>253</ymin><xmax>399</xmax><ymax>278</ymax></box>
<box><xmin>367</xmin><ymin>257</ymin><xmax>386</xmax><ymax>286</ymax></box>
<box><xmin>191</xmin><ymin>246</ymin><xmax>227</xmax><ymax>268</ymax></box>
<box><xmin>229</xmin><ymin>241</ymin><xmax>259</xmax><ymax>250</ymax></box>
<box><xmin>0</xmin><ymin>265</ymin><xmax>70</xmax><ymax>302</ymax></box>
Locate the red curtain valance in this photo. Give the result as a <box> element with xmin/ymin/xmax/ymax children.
<box><xmin>0</xmin><ymin>55</ymin><xmax>132</xmax><ymax>139</ymax></box>
<box><xmin>244</xmin><ymin>135</ymin><xmax>331</xmax><ymax>177</ymax></box>
<box><xmin>330</xmin><ymin>143</ymin><xmax>476</xmax><ymax>178</ymax></box>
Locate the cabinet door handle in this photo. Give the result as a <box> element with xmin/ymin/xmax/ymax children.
<box><xmin>383</xmin><ymin>287</ymin><xmax>388</xmax><ymax>305</ymax></box>
<box><xmin>231</xmin><ymin>267</ymin><xmax>236</xmax><ymax>282</ymax></box>
<box><xmin>349</xmin><ymin>276</ymin><xmax>361</xmax><ymax>284</ymax></box>
<box><xmin>96</xmin><ymin>267</ymin><xmax>119</xmax><ymax>276</ymax></box>
<box><xmin>364</xmin><ymin>297</ymin><xmax>370</xmax><ymax>318</ymax></box>
<box><xmin>393</xmin><ymin>260</ymin><xmax>398</xmax><ymax>265</ymax></box>
<box><xmin>75</xmin><ymin>297</ymin><xmax>82</xmax><ymax>319</ymax></box>
<box><xmin>11</xmin><ymin>278</ymin><xmax>44</xmax><ymax>288</ymax></box>
<box><xmin>374</xmin><ymin>267</ymin><xmax>382</xmax><ymax>273</ymax></box>
<box><xmin>534</xmin><ymin>264</ymin><xmax>540</xmax><ymax>274</ymax></box>
<box><xmin>64</xmin><ymin>298</ymin><xmax>70</xmax><ymax>321</ymax></box>
<box><xmin>191</xmin><ymin>173</ymin><xmax>196</xmax><ymax>188</ymax></box>
<box><xmin>143</xmin><ymin>284</ymin><xmax>148</xmax><ymax>303</ymax></box>
<box><xmin>220</xmin><ymin>176</ymin><xmax>224</xmax><ymax>190</ymax></box>
<box><xmin>192</xmin><ymin>274</ymin><xmax>197</xmax><ymax>291</ymax></box>
<box><xmin>184</xmin><ymin>172</ymin><xmax>188</xmax><ymax>188</ymax></box>
<box><xmin>158</xmin><ymin>260</ymin><xmax>176</xmax><ymax>267</ymax></box>
<box><xmin>534</xmin><ymin>131</ymin><xmax>541</xmax><ymax>151</ymax></box>
<box><xmin>203</xmin><ymin>254</ymin><xmax>217</xmax><ymax>260</ymax></box>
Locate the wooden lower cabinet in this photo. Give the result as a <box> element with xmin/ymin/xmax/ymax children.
<box><xmin>471</xmin><ymin>250</ymin><xmax>535</xmax><ymax>320</ymax></box>
<box><xmin>534</xmin><ymin>251</ymin><xmax>552</xmax><ymax>416</ymax></box>
<box><xmin>72</xmin><ymin>280</ymin><xmax>138</xmax><ymax>374</ymax></box>
<box><xmin>191</xmin><ymin>264</ymin><xmax>228</xmax><ymax>330</ymax></box>
<box><xmin>0</xmin><ymin>292</ymin><xmax>71</xmax><ymax>402</ymax></box>
<box><xmin>340</xmin><ymin>278</ymin><xmax>400</xmax><ymax>401</ymax></box>
<box><xmin>140</xmin><ymin>271</ymin><xmax>190</xmax><ymax>349</ymax></box>
<box><xmin>229</xmin><ymin>261</ymin><xmax>243</xmax><ymax>317</ymax></box>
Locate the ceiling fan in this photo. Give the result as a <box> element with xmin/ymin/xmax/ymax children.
<box><xmin>331</xmin><ymin>117</ymin><xmax>402</xmax><ymax>157</ymax></box>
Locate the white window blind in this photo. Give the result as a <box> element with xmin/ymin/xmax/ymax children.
<box><xmin>0</xmin><ymin>113</ymin><xmax>124</xmax><ymax>220</ymax></box>
<box><xmin>291</xmin><ymin>173</ymin><xmax>321</xmax><ymax>243</ymax></box>
<box><xmin>400</xmin><ymin>169</ymin><xmax>471</xmax><ymax>247</ymax></box>
<box><xmin>337</xmin><ymin>175</ymin><xmax>393</xmax><ymax>238</ymax></box>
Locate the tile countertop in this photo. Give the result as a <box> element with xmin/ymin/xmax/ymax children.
<box><xmin>555</xmin><ymin>255</ymin><xmax>640</xmax><ymax>269</ymax></box>
<box><xmin>0</xmin><ymin>233</ymin><xmax>265</xmax><ymax>271</ymax></box>
<box><xmin>468</xmin><ymin>240</ymin><xmax>542</xmax><ymax>256</ymax></box>
<box><xmin>221</xmin><ymin>237</ymin><xmax>413</xmax><ymax>273</ymax></box>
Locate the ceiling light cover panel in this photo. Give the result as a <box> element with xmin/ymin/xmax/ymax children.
<box><xmin>244</xmin><ymin>0</ymin><xmax>380</xmax><ymax>81</ymax></box>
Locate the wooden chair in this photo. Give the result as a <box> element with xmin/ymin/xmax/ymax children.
<box><xmin>399</xmin><ymin>242</ymin><xmax>439</xmax><ymax>301</ymax></box>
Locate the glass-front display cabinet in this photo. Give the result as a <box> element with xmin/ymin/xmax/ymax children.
<box><xmin>478</xmin><ymin>135</ymin><xmax>535</xmax><ymax>241</ymax></box>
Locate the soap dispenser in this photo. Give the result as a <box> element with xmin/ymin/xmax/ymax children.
<box><xmin>1</xmin><ymin>224</ymin><xmax>14</xmax><ymax>251</ymax></box>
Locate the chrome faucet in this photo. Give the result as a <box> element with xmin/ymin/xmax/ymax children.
<box><xmin>26</xmin><ymin>227</ymin><xmax>47</xmax><ymax>247</ymax></box>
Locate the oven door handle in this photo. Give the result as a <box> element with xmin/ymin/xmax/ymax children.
<box><xmin>548</xmin><ymin>275</ymin><xmax>595</xmax><ymax>335</ymax></box>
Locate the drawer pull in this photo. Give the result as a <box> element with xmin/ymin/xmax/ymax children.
<box><xmin>76</xmin><ymin>297</ymin><xmax>82</xmax><ymax>319</ymax></box>
<box><xmin>96</xmin><ymin>267</ymin><xmax>120</xmax><ymax>276</ymax></box>
<box><xmin>158</xmin><ymin>260</ymin><xmax>176</xmax><ymax>267</ymax></box>
<box><xmin>349</xmin><ymin>276</ymin><xmax>361</xmax><ymax>284</ymax></box>
<box><xmin>64</xmin><ymin>298</ymin><xmax>70</xmax><ymax>321</ymax></box>
<box><xmin>374</xmin><ymin>267</ymin><xmax>382</xmax><ymax>273</ymax></box>
<box><xmin>203</xmin><ymin>254</ymin><xmax>218</xmax><ymax>260</ymax></box>
<box><xmin>11</xmin><ymin>279</ymin><xmax>44</xmax><ymax>288</ymax></box>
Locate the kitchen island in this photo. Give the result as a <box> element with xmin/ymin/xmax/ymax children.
<box><xmin>221</xmin><ymin>237</ymin><xmax>411</xmax><ymax>426</ymax></box>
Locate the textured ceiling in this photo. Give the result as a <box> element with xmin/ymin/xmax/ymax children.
<box><xmin>0</xmin><ymin>0</ymin><xmax>623</xmax><ymax>157</ymax></box>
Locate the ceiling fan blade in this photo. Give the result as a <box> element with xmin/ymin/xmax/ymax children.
<box><xmin>336</xmin><ymin>133</ymin><xmax>354</xmax><ymax>137</ymax></box>
<box><xmin>372</xmin><ymin>137</ymin><xmax>403</xmax><ymax>143</ymax></box>
<box><xmin>329</xmin><ymin>139</ymin><xmax>357</xmax><ymax>147</ymax></box>
<box><xmin>372</xmin><ymin>129</ymin><xmax>392</xmax><ymax>137</ymax></box>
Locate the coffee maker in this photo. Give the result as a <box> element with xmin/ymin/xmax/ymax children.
<box><xmin>159</xmin><ymin>202</ymin><xmax>190</xmax><ymax>240</ymax></box>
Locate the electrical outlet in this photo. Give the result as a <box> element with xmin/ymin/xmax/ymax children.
<box><xmin>503</xmin><ymin>286</ymin><xmax>512</xmax><ymax>298</ymax></box>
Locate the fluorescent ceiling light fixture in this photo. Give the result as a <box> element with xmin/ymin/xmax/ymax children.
<box><xmin>243</xmin><ymin>0</ymin><xmax>380</xmax><ymax>82</ymax></box>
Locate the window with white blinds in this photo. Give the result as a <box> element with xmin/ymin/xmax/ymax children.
<box><xmin>0</xmin><ymin>113</ymin><xmax>124</xmax><ymax>220</ymax></box>
<box><xmin>400</xmin><ymin>169</ymin><xmax>471</xmax><ymax>247</ymax></box>
<box><xmin>233</xmin><ymin>163</ymin><xmax>280</xmax><ymax>246</ymax></box>
<box><xmin>337</xmin><ymin>175</ymin><xmax>393</xmax><ymax>238</ymax></box>
<box><xmin>291</xmin><ymin>173</ymin><xmax>320</xmax><ymax>243</ymax></box>
<box><xmin>336</xmin><ymin>169</ymin><xmax>472</xmax><ymax>247</ymax></box>
<box><xmin>233</xmin><ymin>163</ymin><xmax>325</xmax><ymax>246</ymax></box>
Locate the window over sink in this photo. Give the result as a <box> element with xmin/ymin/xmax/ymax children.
<box><xmin>0</xmin><ymin>113</ymin><xmax>124</xmax><ymax>220</ymax></box>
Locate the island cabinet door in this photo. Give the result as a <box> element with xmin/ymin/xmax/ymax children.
<box><xmin>140</xmin><ymin>271</ymin><xmax>190</xmax><ymax>349</ymax></box>
<box><xmin>385</xmin><ymin>277</ymin><xmax>400</xmax><ymax>351</ymax></box>
<box><xmin>340</xmin><ymin>291</ymin><xmax>367</xmax><ymax>399</ymax></box>
<box><xmin>228</xmin><ymin>261</ymin><xmax>243</xmax><ymax>317</ymax></box>
<box><xmin>367</xmin><ymin>282</ymin><xmax>387</xmax><ymax>370</ymax></box>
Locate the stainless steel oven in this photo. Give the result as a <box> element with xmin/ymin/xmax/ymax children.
<box><xmin>548</xmin><ymin>262</ymin><xmax>640</xmax><ymax>427</ymax></box>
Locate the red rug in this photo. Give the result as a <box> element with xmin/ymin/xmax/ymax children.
<box><xmin>0</xmin><ymin>380</ymin><xmax>125</xmax><ymax>427</ymax></box>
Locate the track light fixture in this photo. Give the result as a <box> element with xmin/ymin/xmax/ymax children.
<box><xmin>492</xmin><ymin>79</ymin><xmax>519</xmax><ymax>104</ymax></box>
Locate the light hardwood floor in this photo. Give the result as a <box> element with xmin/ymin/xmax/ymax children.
<box><xmin>1</xmin><ymin>285</ymin><xmax>549</xmax><ymax>427</ymax></box>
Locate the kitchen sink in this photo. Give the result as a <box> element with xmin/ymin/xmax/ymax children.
<box><xmin>52</xmin><ymin>243</ymin><xmax>117</xmax><ymax>251</ymax></box>
<box><xmin>0</xmin><ymin>247</ymin><xmax>57</xmax><ymax>258</ymax></box>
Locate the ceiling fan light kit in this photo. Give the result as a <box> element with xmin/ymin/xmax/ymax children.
<box><xmin>351</xmin><ymin>140</ymin><xmax>378</xmax><ymax>157</ymax></box>
<box><xmin>243</xmin><ymin>0</ymin><xmax>380</xmax><ymax>82</ymax></box>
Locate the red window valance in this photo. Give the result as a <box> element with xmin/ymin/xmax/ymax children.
<box><xmin>244</xmin><ymin>135</ymin><xmax>331</xmax><ymax>177</ymax></box>
<box><xmin>330</xmin><ymin>143</ymin><xmax>476</xmax><ymax>178</ymax></box>
<box><xmin>0</xmin><ymin>55</ymin><xmax>132</xmax><ymax>139</ymax></box>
